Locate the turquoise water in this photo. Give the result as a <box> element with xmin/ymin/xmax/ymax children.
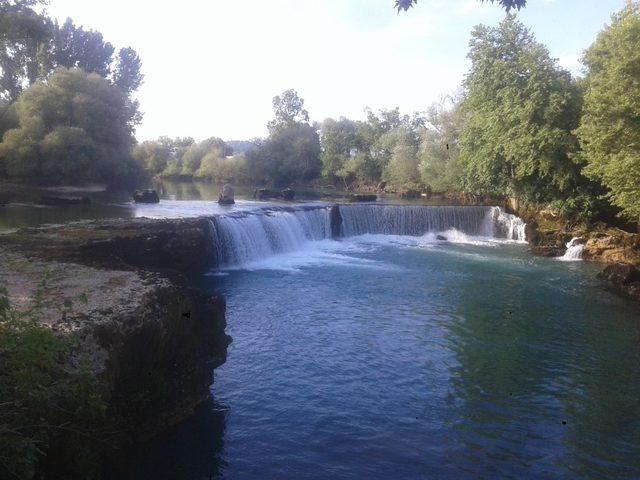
<box><xmin>110</xmin><ymin>233</ymin><xmax>640</xmax><ymax>479</ymax></box>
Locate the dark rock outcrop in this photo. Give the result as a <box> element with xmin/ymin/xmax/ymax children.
<box><xmin>347</xmin><ymin>194</ymin><xmax>377</xmax><ymax>202</ymax></box>
<box><xmin>133</xmin><ymin>189</ymin><xmax>160</xmax><ymax>203</ymax></box>
<box><xmin>218</xmin><ymin>184</ymin><xmax>235</xmax><ymax>205</ymax></box>
<box><xmin>254</xmin><ymin>188</ymin><xmax>274</xmax><ymax>200</ymax></box>
<box><xmin>330</xmin><ymin>205</ymin><xmax>342</xmax><ymax>238</ymax></box>
<box><xmin>281</xmin><ymin>188</ymin><xmax>295</xmax><ymax>200</ymax></box>
<box><xmin>597</xmin><ymin>263</ymin><xmax>640</xmax><ymax>302</ymax></box>
<box><xmin>0</xmin><ymin>216</ymin><xmax>231</xmax><ymax>444</ymax></box>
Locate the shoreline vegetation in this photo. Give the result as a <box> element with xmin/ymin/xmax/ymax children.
<box><xmin>1</xmin><ymin>1</ymin><xmax>640</xmax><ymax>479</ymax></box>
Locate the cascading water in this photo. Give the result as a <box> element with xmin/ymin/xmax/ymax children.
<box><xmin>558</xmin><ymin>237</ymin><xmax>584</xmax><ymax>261</ymax></box>
<box><xmin>208</xmin><ymin>204</ymin><xmax>527</xmax><ymax>268</ymax></box>
<box><xmin>209</xmin><ymin>207</ymin><xmax>332</xmax><ymax>267</ymax></box>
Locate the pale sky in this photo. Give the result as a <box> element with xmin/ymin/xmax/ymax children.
<box><xmin>46</xmin><ymin>0</ymin><xmax>625</xmax><ymax>142</ymax></box>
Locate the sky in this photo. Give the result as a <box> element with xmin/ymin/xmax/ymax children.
<box><xmin>46</xmin><ymin>0</ymin><xmax>626</xmax><ymax>142</ymax></box>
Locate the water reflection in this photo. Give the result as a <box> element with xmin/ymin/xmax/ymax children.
<box><xmin>105</xmin><ymin>398</ymin><xmax>228</xmax><ymax>480</ymax></box>
<box><xmin>447</xmin><ymin>256</ymin><xmax>640</xmax><ymax>478</ymax></box>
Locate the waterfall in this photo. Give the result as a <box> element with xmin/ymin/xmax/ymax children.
<box><xmin>208</xmin><ymin>204</ymin><xmax>527</xmax><ymax>268</ymax></box>
<box><xmin>559</xmin><ymin>237</ymin><xmax>584</xmax><ymax>261</ymax></box>
<box><xmin>209</xmin><ymin>207</ymin><xmax>332</xmax><ymax>267</ymax></box>
<box><xmin>490</xmin><ymin>207</ymin><xmax>527</xmax><ymax>242</ymax></box>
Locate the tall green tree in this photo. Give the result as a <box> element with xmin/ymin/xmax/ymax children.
<box><xmin>459</xmin><ymin>16</ymin><xmax>583</xmax><ymax>201</ymax></box>
<box><xmin>113</xmin><ymin>47</ymin><xmax>143</xmax><ymax>94</ymax></box>
<box><xmin>576</xmin><ymin>1</ymin><xmax>640</xmax><ymax>222</ymax></box>
<box><xmin>419</xmin><ymin>97</ymin><xmax>466</xmax><ymax>192</ymax></box>
<box><xmin>267</xmin><ymin>89</ymin><xmax>309</xmax><ymax>135</ymax></box>
<box><xmin>320</xmin><ymin>117</ymin><xmax>359</xmax><ymax>184</ymax></box>
<box><xmin>0</xmin><ymin>0</ymin><xmax>52</xmax><ymax>101</ymax></box>
<box><xmin>0</xmin><ymin>68</ymin><xmax>141</xmax><ymax>184</ymax></box>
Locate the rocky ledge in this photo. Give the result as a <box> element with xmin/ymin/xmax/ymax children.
<box><xmin>0</xmin><ymin>217</ymin><xmax>230</xmax><ymax>440</ymax></box>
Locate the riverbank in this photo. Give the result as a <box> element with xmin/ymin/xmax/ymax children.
<box><xmin>0</xmin><ymin>218</ymin><xmax>231</xmax><ymax>478</ymax></box>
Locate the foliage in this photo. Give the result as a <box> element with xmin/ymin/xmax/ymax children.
<box><xmin>113</xmin><ymin>47</ymin><xmax>144</xmax><ymax>94</ymax></box>
<box><xmin>267</xmin><ymin>89</ymin><xmax>310</xmax><ymax>135</ymax></box>
<box><xmin>0</xmin><ymin>277</ymin><xmax>107</xmax><ymax>480</ymax></box>
<box><xmin>576</xmin><ymin>1</ymin><xmax>640</xmax><ymax>222</ymax></box>
<box><xmin>459</xmin><ymin>16</ymin><xmax>584</xmax><ymax>201</ymax></box>
<box><xmin>196</xmin><ymin>154</ymin><xmax>249</xmax><ymax>184</ymax></box>
<box><xmin>418</xmin><ymin>97</ymin><xmax>466</xmax><ymax>192</ymax></box>
<box><xmin>395</xmin><ymin>0</ymin><xmax>527</xmax><ymax>12</ymax></box>
<box><xmin>246</xmin><ymin>123</ymin><xmax>321</xmax><ymax>186</ymax></box>
<box><xmin>0</xmin><ymin>68</ymin><xmax>142</xmax><ymax>185</ymax></box>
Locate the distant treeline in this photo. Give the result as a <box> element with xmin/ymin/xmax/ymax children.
<box><xmin>1</xmin><ymin>1</ymin><xmax>639</xmax><ymax>224</ymax></box>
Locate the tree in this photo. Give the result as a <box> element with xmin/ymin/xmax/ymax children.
<box><xmin>320</xmin><ymin>117</ymin><xmax>359</xmax><ymax>184</ymax></box>
<box><xmin>576</xmin><ymin>1</ymin><xmax>640</xmax><ymax>222</ymax></box>
<box><xmin>419</xmin><ymin>97</ymin><xmax>466</xmax><ymax>192</ymax></box>
<box><xmin>395</xmin><ymin>0</ymin><xmax>527</xmax><ymax>12</ymax></box>
<box><xmin>0</xmin><ymin>0</ymin><xmax>52</xmax><ymax>101</ymax></box>
<box><xmin>180</xmin><ymin>137</ymin><xmax>230</xmax><ymax>175</ymax></box>
<box><xmin>52</xmin><ymin>18</ymin><xmax>114</xmax><ymax>77</ymax></box>
<box><xmin>0</xmin><ymin>68</ymin><xmax>141</xmax><ymax>184</ymax></box>
<box><xmin>246</xmin><ymin>124</ymin><xmax>321</xmax><ymax>186</ymax></box>
<box><xmin>380</xmin><ymin>126</ymin><xmax>421</xmax><ymax>187</ymax></box>
<box><xmin>113</xmin><ymin>47</ymin><xmax>143</xmax><ymax>94</ymax></box>
<box><xmin>459</xmin><ymin>16</ymin><xmax>583</xmax><ymax>201</ymax></box>
<box><xmin>267</xmin><ymin>89</ymin><xmax>309</xmax><ymax>134</ymax></box>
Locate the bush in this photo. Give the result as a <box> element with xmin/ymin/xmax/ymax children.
<box><xmin>0</xmin><ymin>278</ymin><xmax>108</xmax><ymax>479</ymax></box>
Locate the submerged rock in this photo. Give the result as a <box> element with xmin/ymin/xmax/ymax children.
<box><xmin>133</xmin><ymin>189</ymin><xmax>160</xmax><ymax>203</ymax></box>
<box><xmin>436</xmin><ymin>235</ymin><xmax>448</xmax><ymax>241</ymax></box>
<box><xmin>41</xmin><ymin>195</ymin><xmax>91</xmax><ymax>206</ymax></box>
<box><xmin>597</xmin><ymin>263</ymin><xmax>640</xmax><ymax>303</ymax></box>
<box><xmin>218</xmin><ymin>184</ymin><xmax>235</xmax><ymax>205</ymax></box>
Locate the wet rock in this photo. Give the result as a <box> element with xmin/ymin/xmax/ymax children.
<box><xmin>436</xmin><ymin>235</ymin><xmax>447</xmax><ymax>241</ymax></box>
<box><xmin>218</xmin><ymin>184</ymin><xmax>235</xmax><ymax>205</ymax></box>
<box><xmin>41</xmin><ymin>195</ymin><xmax>91</xmax><ymax>206</ymax></box>
<box><xmin>133</xmin><ymin>189</ymin><xmax>160</xmax><ymax>203</ymax></box>
<box><xmin>347</xmin><ymin>194</ymin><xmax>377</xmax><ymax>202</ymax></box>
<box><xmin>597</xmin><ymin>263</ymin><xmax>640</xmax><ymax>303</ymax></box>
<box><xmin>281</xmin><ymin>188</ymin><xmax>295</xmax><ymax>201</ymax></box>
<box><xmin>254</xmin><ymin>188</ymin><xmax>274</xmax><ymax>200</ymax></box>
<box><xmin>330</xmin><ymin>205</ymin><xmax>342</xmax><ymax>238</ymax></box>
<box><xmin>583</xmin><ymin>229</ymin><xmax>640</xmax><ymax>267</ymax></box>
<box><xmin>377</xmin><ymin>181</ymin><xmax>386</xmax><ymax>192</ymax></box>
<box><xmin>398</xmin><ymin>189</ymin><xmax>420</xmax><ymax>199</ymax></box>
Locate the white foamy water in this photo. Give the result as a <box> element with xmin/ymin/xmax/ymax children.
<box><xmin>208</xmin><ymin>204</ymin><xmax>528</xmax><ymax>269</ymax></box>
<box><xmin>558</xmin><ymin>237</ymin><xmax>584</xmax><ymax>262</ymax></box>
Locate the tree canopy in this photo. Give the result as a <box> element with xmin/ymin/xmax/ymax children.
<box><xmin>459</xmin><ymin>16</ymin><xmax>583</xmax><ymax>201</ymax></box>
<box><xmin>0</xmin><ymin>68</ymin><xmax>141</xmax><ymax>184</ymax></box>
<box><xmin>576</xmin><ymin>1</ymin><xmax>640</xmax><ymax>222</ymax></box>
<box><xmin>395</xmin><ymin>0</ymin><xmax>527</xmax><ymax>13</ymax></box>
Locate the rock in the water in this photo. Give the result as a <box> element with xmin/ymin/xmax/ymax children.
<box><xmin>41</xmin><ymin>195</ymin><xmax>91</xmax><ymax>206</ymax></box>
<box><xmin>254</xmin><ymin>188</ymin><xmax>274</xmax><ymax>200</ymax></box>
<box><xmin>436</xmin><ymin>235</ymin><xmax>447</xmax><ymax>241</ymax></box>
<box><xmin>218</xmin><ymin>184</ymin><xmax>235</xmax><ymax>205</ymax></box>
<box><xmin>133</xmin><ymin>189</ymin><xmax>160</xmax><ymax>203</ymax></box>
<box><xmin>347</xmin><ymin>194</ymin><xmax>377</xmax><ymax>202</ymax></box>
<box><xmin>597</xmin><ymin>263</ymin><xmax>640</xmax><ymax>303</ymax></box>
<box><xmin>281</xmin><ymin>188</ymin><xmax>295</xmax><ymax>201</ymax></box>
<box><xmin>377</xmin><ymin>181</ymin><xmax>386</xmax><ymax>192</ymax></box>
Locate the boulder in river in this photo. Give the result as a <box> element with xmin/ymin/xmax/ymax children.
<box><xmin>597</xmin><ymin>263</ymin><xmax>640</xmax><ymax>302</ymax></box>
<box><xmin>218</xmin><ymin>184</ymin><xmax>235</xmax><ymax>205</ymax></box>
<box><xmin>133</xmin><ymin>189</ymin><xmax>160</xmax><ymax>203</ymax></box>
<box><xmin>281</xmin><ymin>188</ymin><xmax>295</xmax><ymax>201</ymax></box>
<box><xmin>436</xmin><ymin>235</ymin><xmax>448</xmax><ymax>241</ymax></box>
<box><xmin>254</xmin><ymin>188</ymin><xmax>274</xmax><ymax>200</ymax></box>
<box><xmin>347</xmin><ymin>194</ymin><xmax>377</xmax><ymax>202</ymax></box>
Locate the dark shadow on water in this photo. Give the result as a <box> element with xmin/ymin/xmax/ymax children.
<box><xmin>104</xmin><ymin>397</ymin><xmax>228</xmax><ymax>480</ymax></box>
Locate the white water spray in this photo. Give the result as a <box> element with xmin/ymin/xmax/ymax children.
<box><xmin>558</xmin><ymin>237</ymin><xmax>584</xmax><ymax>261</ymax></box>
